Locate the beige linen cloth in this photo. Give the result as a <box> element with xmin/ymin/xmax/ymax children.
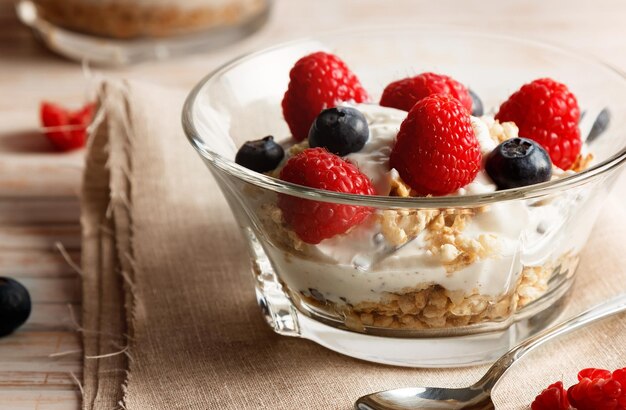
<box><xmin>81</xmin><ymin>80</ymin><xmax>626</xmax><ymax>410</ymax></box>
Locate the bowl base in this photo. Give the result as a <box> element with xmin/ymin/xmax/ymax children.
<box><xmin>296</xmin><ymin>290</ymin><xmax>570</xmax><ymax>367</ymax></box>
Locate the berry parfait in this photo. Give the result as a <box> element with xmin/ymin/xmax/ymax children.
<box><xmin>183</xmin><ymin>28</ymin><xmax>626</xmax><ymax>366</ymax></box>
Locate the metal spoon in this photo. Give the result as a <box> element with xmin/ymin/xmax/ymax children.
<box><xmin>355</xmin><ymin>293</ymin><xmax>626</xmax><ymax>410</ymax></box>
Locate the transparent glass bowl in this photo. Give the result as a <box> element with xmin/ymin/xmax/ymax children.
<box><xmin>16</xmin><ymin>0</ymin><xmax>271</xmax><ymax>65</ymax></box>
<box><xmin>182</xmin><ymin>28</ymin><xmax>626</xmax><ymax>367</ymax></box>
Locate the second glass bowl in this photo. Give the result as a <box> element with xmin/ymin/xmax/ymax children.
<box><xmin>16</xmin><ymin>0</ymin><xmax>271</xmax><ymax>65</ymax></box>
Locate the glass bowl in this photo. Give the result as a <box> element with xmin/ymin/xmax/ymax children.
<box><xmin>182</xmin><ymin>27</ymin><xmax>626</xmax><ymax>367</ymax></box>
<box><xmin>16</xmin><ymin>0</ymin><xmax>271</xmax><ymax>65</ymax></box>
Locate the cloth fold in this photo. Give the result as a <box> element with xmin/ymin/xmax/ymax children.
<box><xmin>81</xmin><ymin>80</ymin><xmax>626</xmax><ymax>410</ymax></box>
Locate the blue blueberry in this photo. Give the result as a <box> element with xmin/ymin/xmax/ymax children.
<box><xmin>0</xmin><ymin>277</ymin><xmax>31</xmax><ymax>337</ymax></box>
<box><xmin>469</xmin><ymin>88</ymin><xmax>483</xmax><ymax>117</ymax></box>
<box><xmin>485</xmin><ymin>138</ymin><xmax>552</xmax><ymax>189</ymax></box>
<box><xmin>235</xmin><ymin>136</ymin><xmax>284</xmax><ymax>173</ymax></box>
<box><xmin>308</xmin><ymin>106</ymin><xmax>369</xmax><ymax>156</ymax></box>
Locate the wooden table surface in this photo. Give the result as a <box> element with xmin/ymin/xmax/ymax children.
<box><xmin>1</xmin><ymin>0</ymin><xmax>626</xmax><ymax>408</ymax></box>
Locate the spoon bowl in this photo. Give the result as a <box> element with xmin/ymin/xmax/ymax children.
<box><xmin>356</xmin><ymin>387</ymin><xmax>493</xmax><ymax>410</ymax></box>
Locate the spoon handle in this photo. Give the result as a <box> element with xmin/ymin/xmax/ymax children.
<box><xmin>475</xmin><ymin>293</ymin><xmax>626</xmax><ymax>392</ymax></box>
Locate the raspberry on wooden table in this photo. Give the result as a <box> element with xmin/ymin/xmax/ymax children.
<box><xmin>278</xmin><ymin>148</ymin><xmax>375</xmax><ymax>244</ymax></box>
<box><xmin>495</xmin><ymin>77</ymin><xmax>581</xmax><ymax>170</ymax></box>
<box><xmin>41</xmin><ymin>101</ymin><xmax>95</xmax><ymax>151</ymax></box>
<box><xmin>380</xmin><ymin>72</ymin><xmax>473</xmax><ymax>113</ymax></box>
<box><xmin>281</xmin><ymin>52</ymin><xmax>369</xmax><ymax>142</ymax></box>
<box><xmin>389</xmin><ymin>94</ymin><xmax>482</xmax><ymax>196</ymax></box>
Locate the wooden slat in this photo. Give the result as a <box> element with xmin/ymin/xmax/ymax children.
<box><xmin>19</xmin><ymin>278</ymin><xmax>81</xmax><ymax>304</ymax></box>
<box><xmin>0</xmin><ymin>332</ymin><xmax>81</xmax><ymax>359</ymax></box>
<box><xmin>0</xmin><ymin>197</ymin><xmax>79</xmax><ymax>225</ymax></box>
<box><xmin>0</xmin><ymin>331</ymin><xmax>125</xmax><ymax>395</ymax></box>
<box><xmin>0</xmin><ymin>390</ymin><xmax>80</xmax><ymax>410</ymax></box>
<box><xmin>1</xmin><ymin>332</ymin><xmax>82</xmax><ymax>392</ymax></box>
<box><xmin>0</xmin><ymin>143</ymin><xmax>84</xmax><ymax>199</ymax></box>
<box><xmin>0</xmin><ymin>372</ymin><xmax>80</xmax><ymax>390</ymax></box>
<box><xmin>0</xmin><ymin>225</ymin><xmax>81</xmax><ymax>251</ymax></box>
<box><xmin>24</xmin><ymin>303</ymin><xmax>81</xmax><ymax>332</ymax></box>
<box><xmin>0</xmin><ymin>364</ymin><xmax>81</xmax><ymax>376</ymax></box>
<box><xmin>0</xmin><ymin>249</ymin><xmax>81</xmax><ymax>278</ymax></box>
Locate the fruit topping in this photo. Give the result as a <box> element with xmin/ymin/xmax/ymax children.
<box><xmin>496</xmin><ymin>78</ymin><xmax>581</xmax><ymax>170</ymax></box>
<box><xmin>278</xmin><ymin>148</ymin><xmax>375</xmax><ymax>244</ymax></box>
<box><xmin>485</xmin><ymin>137</ymin><xmax>552</xmax><ymax>189</ymax></box>
<box><xmin>0</xmin><ymin>277</ymin><xmax>31</xmax><ymax>337</ymax></box>
<box><xmin>41</xmin><ymin>101</ymin><xmax>95</xmax><ymax>151</ymax></box>
<box><xmin>235</xmin><ymin>136</ymin><xmax>284</xmax><ymax>173</ymax></box>
<box><xmin>531</xmin><ymin>381</ymin><xmax>571</xmax><ymax>410</ymax></box>
<box><xmin>389</xmin><ymin>94</ymin><xmax>482</xmax><ymax>196</ymax></box>
<box><xmin>380</xmin><ymin>72</ymin><xmax>473</xmax><ymax>113</ymax></box>
<box><xmin>282</xmin><ymin>52</ymin><xmax>369</xmax><ymax>142</ymax></box>
<box><xmin>308</xmin><ymin>106</ymin><xmax>369</xmax><ymax>156</ymax></box>
<box><xmin>568</xmin><ymin>367</ymin><xmax>626</xmax><ymax>410</ymax></box>
<box><xmin>469</xmin><ymin>88</ymin><xmax>484</xmax><ymax>116</ymax></box>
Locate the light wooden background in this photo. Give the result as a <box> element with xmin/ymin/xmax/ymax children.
<box><xmin>1</xmin><ymin>0</ymin><xmax>626</xmax><ymax>409</ymax></box>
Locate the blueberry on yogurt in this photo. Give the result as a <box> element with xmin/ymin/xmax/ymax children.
<box><xmin>485</xmin><ymin>137</ymin><xmax>552</xmax><ymax>189</ymax></box>
<box><xmin>308</xmin><ymin>106</ymin><xmax>369</xmax><ymax>156</ymax></box>
<box><xmin>235</xmin><ymin>135</ymin><xmax>284</xmax><ymax>173</ymax></box>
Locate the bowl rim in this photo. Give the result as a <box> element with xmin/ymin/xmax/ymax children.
<box><xmin>182</xmin><ymin>26</ymin><xmax>626</xmax><ymax>208</ymax></box>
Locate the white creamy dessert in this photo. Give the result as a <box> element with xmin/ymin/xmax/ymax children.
<box><xmin>261</xmin><ymin>103</ymin><xmax>588</xmax><ymax>329</ymax></box>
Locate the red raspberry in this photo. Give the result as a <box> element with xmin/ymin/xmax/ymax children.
<box><xmin>495</xmin><ymin>78</ymin><xmax>581</xmax><ymax>170</ymax></box>
<box><xmin>41</xmin><ymin>101</ymin><xmax>95</xmax><ymax>151</ymax></box>
<box><xmin>531</xmin><ymin>381</ymin><xmax>571</xmax><ymax>410</ymax></box>
<box><xmin>380</xmin><ymin>72</ymin><xmax>473</xmax><ymax>113</ymax></box>
<box><xmin>278</xmin><ymin>148</ymin><xmax>375</xmax><ymax>244</ymax></box>
<box><xmin>568</xmin><ymin>367</ymin><xmax>626</xmax><ymax>410</ymax></box>
<box><xmin>282</xmin><ymin>52</ymin><xmax>369</xmax><ymax>141</ymax></box>
<box><xmin>389</xmin><ymin>94</ymin><xmax>481</xmax><ymax>196</ymax></box>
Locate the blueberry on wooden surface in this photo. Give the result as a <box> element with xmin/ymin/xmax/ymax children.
<box><xmin>0</xmin><ymin>277</ymin><xmax>31</xmax><ymax>337</ymax></box>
